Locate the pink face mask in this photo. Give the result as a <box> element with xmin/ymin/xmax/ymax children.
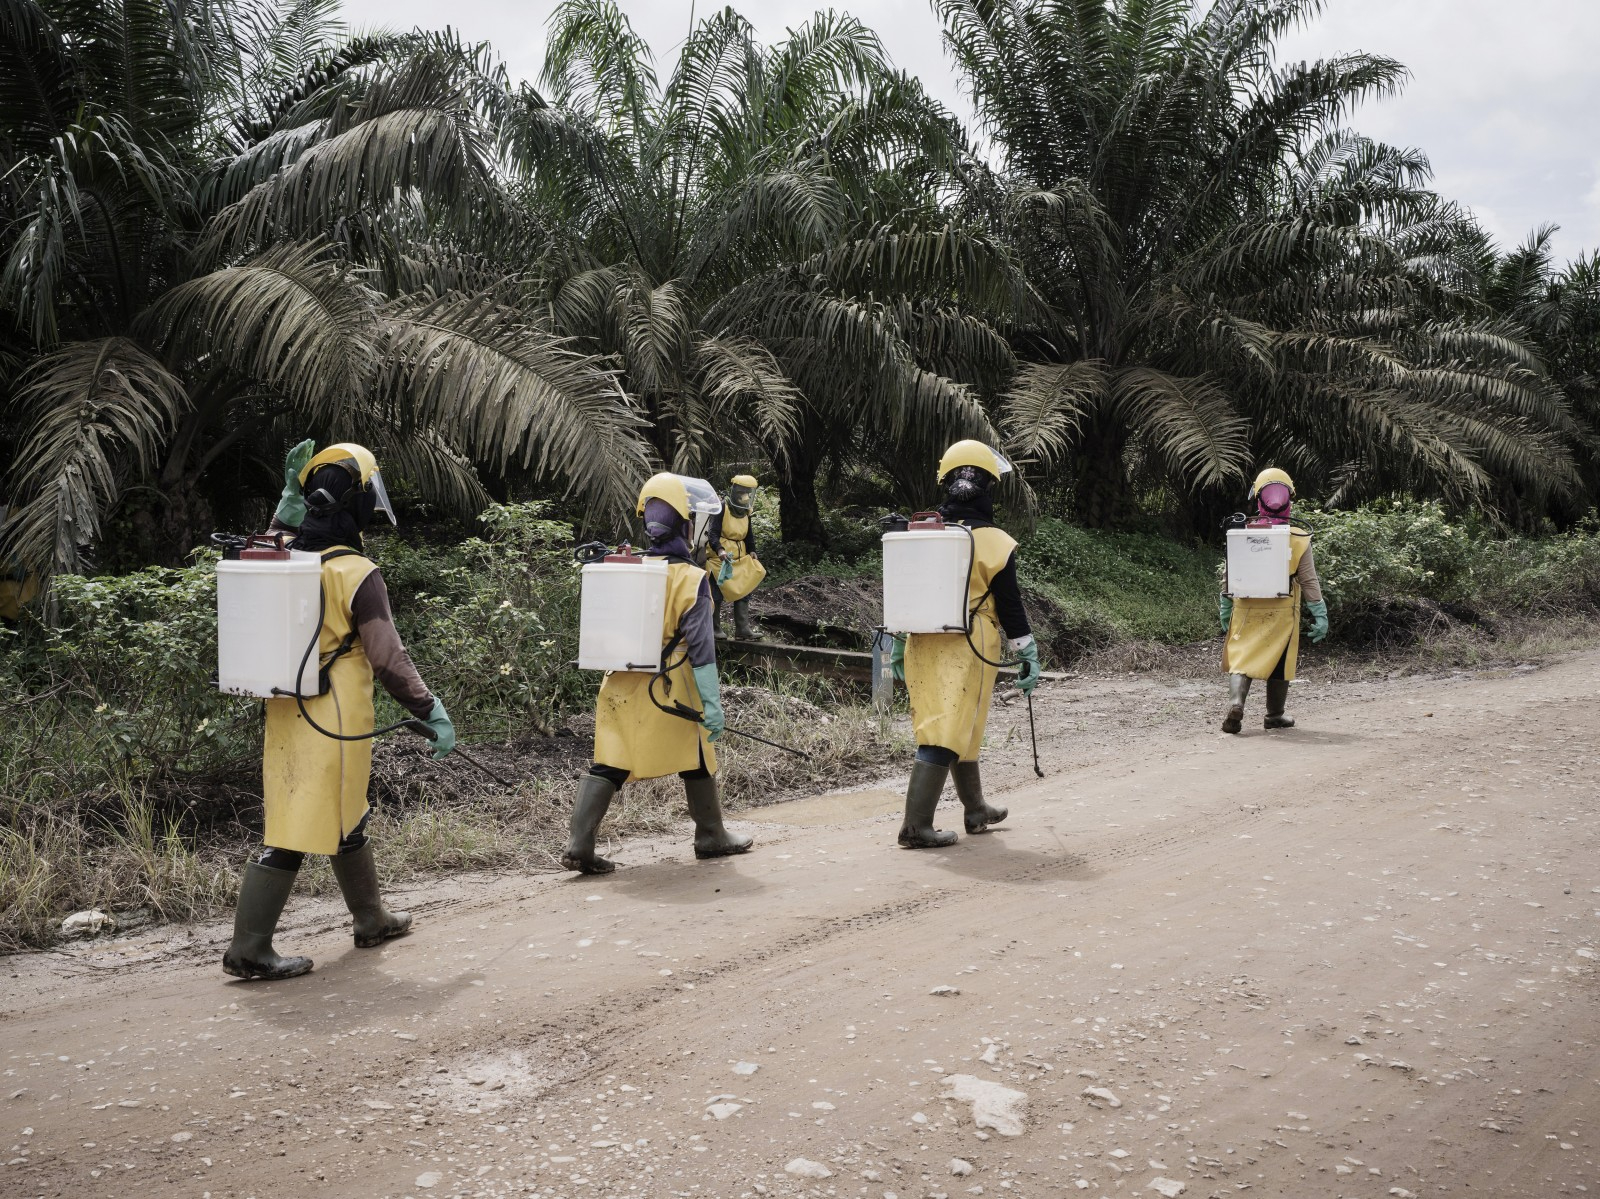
<box><xmin>1255</xmin><ymin>482</ymin><xmax>1292</xmax><ymax>523</ymax></box>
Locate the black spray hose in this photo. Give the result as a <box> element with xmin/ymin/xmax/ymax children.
<box><xmin>271</xmin><ymin>585</ymin><xmax>413</xmax><ymax>741</ymax></box>
<box><xmin>270</xmin><ymin>585</ymin><xmax>513</xmax><ymax>785</ymax></box>
<box><xmin>938</xmin><ymin>521</ymin><xmax>1033</xmax><ymax>684</ymax></box>
<box><xmin>647</xmin><ymin>643</ymin><xmax>812</xmax><ymax>761</ymax></box>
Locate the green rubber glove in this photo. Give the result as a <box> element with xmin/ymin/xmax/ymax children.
<box><xmin>691</xmin><ymin>662</ymin><xmax>724</xmax><ymax>741</ymax></box>
<box><xmin>890</xmin><ymin>635</ymin><xmax>905</xmax><ymax>683</ymax></box>
<box><xmin>1218</xmin><ymin>593</ymin><xmax>1233</xmax><ymax>635</ymax></box>
<box><xmin>717</xmin><ymin>554</ymin><xmax>733</xmax><ymax>586</ymax></box>
<box><xmin>422</xmin><ymin>696</ymin><xmax>455</xmax><ymax>759</ymax></box>
<box><xmin>1304</xmin><ymin>599</ymin><xmax>1329</xmax><ymax>644</ymax></box>
<box><xmin>274</xmin><ymin>438</ymin><xmax>316</xmax><ymax>527</ymax></box>
<box><xmin>1013</xmin><ymin>637</ymin><xmax>1041</xmax><ymax>695</ymax></box>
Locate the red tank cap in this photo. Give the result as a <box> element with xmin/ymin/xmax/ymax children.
<box><xmin>239</xmin><ymin>532</ymin><xmax>291</xmax><ymax>560</ymax></box>
<box><xmin>604</xmin><ymin>541</ymin><xmax>644</xmax><ymax>564</ymax></box>
<box><xmin>907</xmin><ymin>511</ymin><xmax>946</xmax><ymax>530</ymax></box>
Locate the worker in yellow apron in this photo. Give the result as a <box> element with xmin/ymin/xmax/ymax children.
<box><xmin>890</xmin><ymin>441</ymin><xmax>1041</xmax><ymax>848</ymax></box>
<box><xmin>707</xmin><ymin>474</ymin><xmax>767</xmax><ymax>640</ymax></box>
<box><xmin>223</xmin><ymin>442</ymin><xmax>456</xmax><ymax>981</ymax></box>
<box><xmin>1218</xmin><ymin>467</ymin><xmax>1329</xmax><ymax>733</ymax></box>
<box><xmin>562</xmin><ymin>473</ymin><xmax>752</xmax><ymax>874</ymax></box>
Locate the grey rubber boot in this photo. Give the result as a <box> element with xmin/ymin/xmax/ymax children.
<box><xmin>1263</xmin><ymin>678</ymin><xmax>1295</xmax><ymax>729</ymax></box>
<box><xmin>684</xmin><ymin>775</ymin><xmax>753</xmax><ymax>859</ymax></box>
<box><xmin>222</xmin><ymin>862</ymin><xmax>314</xmax><ymax>980</ymax></box>
<box><xmin>898</xmin><ymin>760</ymin><xmax>958</xmax><ymax>848</ymax></box>
<box><xmin>1221</xmin><ymin>673</ymin><xmax>1252</xmax><ymax>735</ymax></box>
<box><xmin>561</xmin><ymin>774</ymin><xmax>618</xmax><ymax>874</ymax></box>
<box><xmin>732</xmin><ymin>598</ymin><xmax>763</xmax><ymax>641</ymax></box>
<box><xmin>953</xmin><ymin>760</ymin><xmax>1007</xmax><ymax>834</ymax></box>
<box><xmin>329</xmin><ymin>843</ymin><xmax>412</xmax><ymax>948</ymax></box>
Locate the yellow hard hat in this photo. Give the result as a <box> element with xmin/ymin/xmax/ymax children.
<box><xmin>937</xmin><ymin>440</ymin><xmax>1011</xmax><ymax>483</ymax></box>
<box><xmin>637</xmin><ymin>472</ymin><xmax>691</xmax><ymax>519</ymax></box>
<box><xmin>731</xmin><ymin>473</ymin><xmax>758</xmax><ymax>489</ymax></box>
<box><xmin>1249</xmin><ymin>467</ymin><xmax>1295</xmax><ymax>499</ymax></box>
<box><xmin>299</xmin><ymin>442</ymin><xmax>395</xmax><ymax>524</ymax></box>
<box><xmin>300</xmin><ymin>442</ymin><xmax>379</xmax><ymax>486</ymax></box>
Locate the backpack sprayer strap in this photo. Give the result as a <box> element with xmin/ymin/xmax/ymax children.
<box><xmin>315</xmin><ymin>548</ymin><xmax>363</xmax><ymax>694</ymax></box>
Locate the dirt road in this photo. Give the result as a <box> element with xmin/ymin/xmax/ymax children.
<box><xmin>4</xmin><ymin>653</ymin><xmax>1599</xmax><ymax>1199</ymax></box>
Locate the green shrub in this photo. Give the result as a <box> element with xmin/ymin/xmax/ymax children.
<box><xmin>1019</xmin><ymin>518</ymin><xmax>1220</xmax><ymax>644</ymax></box>
<box><xmin>1299</xmin><ymin>500</ymin><xmax>1600</xmax><ymax>620</ymax></box>
<box><xmin>381</xmin><ymin>502</ymin><xmax>590</xmax><ymax>736</ymax></box>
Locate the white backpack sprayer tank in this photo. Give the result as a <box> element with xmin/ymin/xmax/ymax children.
<box><xmin>882</xmin><ymin>513</ymin><xmax>973</xmax><ymax>634</ymax></box>
<box><xmin>1225</xmin><ymin>525</ymin><xmax>1292</xmax><ymax>598</ymax></box>
<box><xmin>216</xmin><ymin>534</ymin><xmax>322</xmax><ymax>698</ymax></box>
<box><xmin>578</xmin><ymin>546</ymin><xmax>670</xmax><ymax>672</ymax></box>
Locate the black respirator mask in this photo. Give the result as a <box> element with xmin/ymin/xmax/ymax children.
<box><xmin>945</xmin><ymin>465</ymin><xmax>993</xmax><ymax>504</ymax></box>
<box><xmin>305</xmin><ymin>467</ymin><xmax>378</xmax><ymax>530</ymax></box>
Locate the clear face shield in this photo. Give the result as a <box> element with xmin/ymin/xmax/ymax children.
<box><xmin>367</xmin><ymin>469</ymin><xmax>398</xmax><ymax>526</ymax></box>
<box><xmin>728</xmin><ymin>484</ymin><xmax>756</xmax><ymax>512</ymax></box>
<box><xmin>679</xmin><ymin>476</ymin><xmax>723</xmax><ymax>551</ymax></box>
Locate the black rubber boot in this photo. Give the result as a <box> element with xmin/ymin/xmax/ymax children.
<box><xmin>898</xmin><ymin>760</ymin><xmax>958</xmax><ymax>848</ymax></box>
<box><xmin>1263</xmin><ymin>678</ymin><xmax>1295</xmax><ymax>729</ymax></box>
<box><xmin>329</xmin><ymin>843</ymin><xmax>412</xmax><ymax>948</ymax></box>
<box><xmin>222</xmin><ymin>862</ymin><xmax>314</xmax><ymax>980</ymax></box>
<box><xmin>1221</xmin><ymin>673</ymin><xmax>1252</xmax><ymax>734</ymax></box>
<box><xmin>562</xmin><ymin>775</ymin><xmax>619</xmax><ymax>874</ymax></box>
<box><xmin>732</xmin><ymin>598</ymin><xmax>763</xmax><ymax>641</ymax></box>
<box><xmin>684</xmin><ymin>775</ymin><xmax>753</xmax><ymax>859</ymax></box>
<box><xmin>953</xmin><ymin>760</ymin><xmax>1007</xmax><ymax>834</ymax></box>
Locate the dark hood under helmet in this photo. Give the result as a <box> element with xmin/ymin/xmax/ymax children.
<box><xmin>293</xmin><ymin>463</ymin><xmax>377</xmax><ymax>553</ymax></box>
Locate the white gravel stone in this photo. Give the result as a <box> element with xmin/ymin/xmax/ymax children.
<box><xmin>708</xmin><ymin>1103</ymin><xmax>743</xmax><ymax>1120</ymax></box>
<box><xmin>416</xmin><ymin>1172</ymin><xmax>442</xmax><ymax>1189</ymax></box>
<box><xmin>942</xmin><ymin>1074</ymin><xmax>1028</xmax><ymax>1137</ymax></box>
<box><xmin>930</xmin><ymin>985</ymin><xmax>961</xmax><ymax>996</ymax></box>
<box><xmin>785</xmin><ymin>1158</ymin><xmax>833</xmax><ymax>1179</ymax></box>
<box><xmin>1082</xmin><ymin>1086</ymin><xmax>1122</xmax><ymax>1108</ymax></box>
<box><xmin>950</xmin><ymin>1158</ymin><xmax>974</xmax><ymax>1176</ymax></box>
<box><xmin>1148</xmin><ymin>1178</ymin><xmax>1186</xmax><ymax>1197</ymax></box>
<box><xmin>733</xmin><ymin>1062</ymin><xmax>760</xmax><ymax>1075</ymax></box>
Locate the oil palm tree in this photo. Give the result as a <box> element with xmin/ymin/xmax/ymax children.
<box><xmin>938</xmin><ymin>0</ymin><xmax>1577</xmax><ymax>526</ymax></box>
<box><xmin>0</xmin><ymin>0</ymin><xmax>643</xmax><ymax>578</ymax></box>
<box><xmin>512</xmin><ymin>1</ymin><xmax>1026</xmax><ymax>543</ymax></box>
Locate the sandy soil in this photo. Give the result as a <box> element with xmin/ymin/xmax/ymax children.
<box><xmin>4</xmin><ymin>651</ymin><xmax>1598</xmax><ymax>1199</ymax></box>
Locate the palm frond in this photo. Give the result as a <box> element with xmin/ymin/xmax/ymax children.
<box><xmin>378</xmin><ymin>291</ymin><xmax>648</xmax><ymax>518</ymax></box>
<box><xmin>141</xmin><ymin>240</ymin><xmax>378</xmax><ymax>421</ymax></box>
<box><xmin>3</xmin><ymin>336</ymin><xmax>186</xmax><ymax>576</ymax></box>
<box><xmin>1002</xmin><ymin>359</ymin><xmax>1107</xmax><ymax>468</ymax></box>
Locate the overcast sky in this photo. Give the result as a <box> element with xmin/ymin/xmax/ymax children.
<box><xmin>338</xmin><ymin>0</ymin><xmax>1600</xmax><ymax>265</ymax></box>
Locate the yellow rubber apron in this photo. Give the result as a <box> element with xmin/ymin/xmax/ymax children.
<box><xmin>904</xmin><ymin>524</ymin><xmax>1017</xmax><ymax>762</ymax></box>
<box><xmin>261</xmin><ymin>547</ymin><xmax>377</xmax><ymax>854</ymax></box>
<box><xmin>708</xmin><ymin>508</ymin><xmax>766</xmax><ymax>603</ymax></box>
<box><xmin>594</xmin><ymin>559</ymin><xmax>719</xmax><ymax>780</ymax></box>
<box><xmin>1223</xmin><ymin>527</ymin><xmax>1311</xmax><ymax>680</ymax></box>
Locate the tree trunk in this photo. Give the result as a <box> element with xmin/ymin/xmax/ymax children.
<box><xmin>1070</xmin><ymin>415</ymin><xmax>1131</xmax><ymax>529</ymax></box>
<box><xmin>776</xmin><ymin>421</ymin><xmax>829</xmax><ymax>547</ymax></box>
